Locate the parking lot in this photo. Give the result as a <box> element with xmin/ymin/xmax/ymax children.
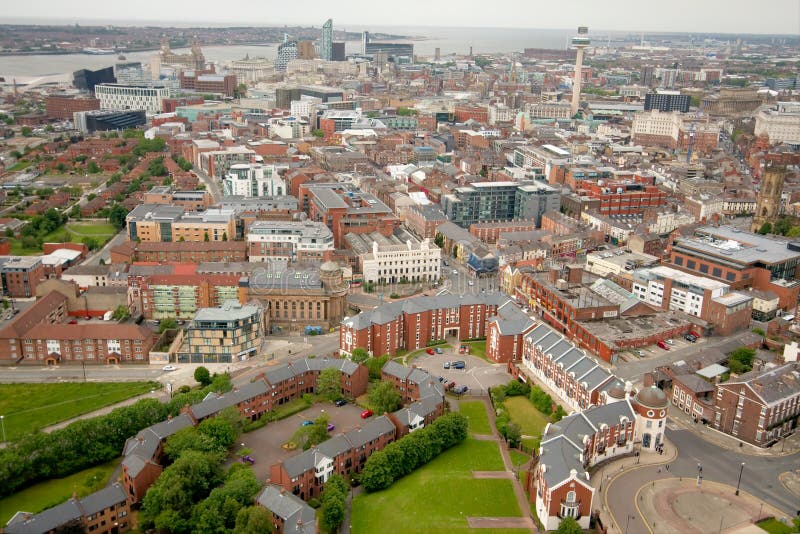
<box><xmin>411</xmin><ymin>346</ymin><xmax>511</xmax><ymax>395</ymax></box>
<box><xmin>623</xmin><ymin>333</ymin><xmax>705</xmax><ymax>360</ymax></box>
<box><xmin>239</xmin><ymin>402</ymin><xmax>368</xmax><ymax>480</ymax></box>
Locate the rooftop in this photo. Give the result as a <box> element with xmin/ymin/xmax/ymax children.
<box><xmin>674</xmin><ymin>226</ymin><xmax>800</xmax><ymax>266</ymax></box>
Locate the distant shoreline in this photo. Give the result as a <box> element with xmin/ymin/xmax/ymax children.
<box><xmin>0</xmin><ymin>42</ymin><xmax>283</xmax><ymax>57</ymax></box>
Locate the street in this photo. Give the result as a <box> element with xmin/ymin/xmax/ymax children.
<box><xmin>193</xmin><ymin>167</ymin><xmax>222</xmax><ymax>203</ymax></box>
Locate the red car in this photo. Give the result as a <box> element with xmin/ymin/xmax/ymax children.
<box><xmin>425</xmin><ymin>348</ymin><xmax>435</xmax><ymax>355</ymax></box>
<box><xmin>689</xmin><ymin>331</ymin><xmax>700</xmax><ymax>338</ymax></box>
<box><xmin>657</xmin><ymin>341</ymin><xmax>670</xmax><ymax>350</ymax></box>
<box><xmin>360</xmin><ymin>409</ymin><xmax>373</xmax><ymax>419</ymax></box>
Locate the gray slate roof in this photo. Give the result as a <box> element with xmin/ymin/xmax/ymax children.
<box><xmin>256</xmin><ymin>485</ymin><xmax>316</xmax><ymax>534</ymax></box>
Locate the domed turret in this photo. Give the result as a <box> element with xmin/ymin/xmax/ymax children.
<box><xmin>635</xmin><ymin>386</ymin><xmax>668</xmax><ymax>409</ymax></box>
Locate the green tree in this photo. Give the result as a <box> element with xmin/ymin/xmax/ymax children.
<box><xmin>774</xmin><ymin>217</ymin><xmax>792</xmax><ymax>236</ymax></box>
<box><xmin>159</xmin><ymin>318</ymin><xmax>179</xmax><ymax>333</ymax></box>
<box><xmin>368</xmin><ymin>381</ymin><xmax>402</xmax><ymax>414</ymax></box>
<box><xmin>530</xmin><ymin>386</ymin><xmax>554</xmax><ymax>415</ymax></box>
<box><xmin>111</xmin><ymin>305</ymin><xmax>130</xmax><ymax>321</ymax></box>
<box><xmin>204</xmin><ymin>231</ymin><xmax>210</xmax><ymax>242</ymax></box>
<box><xmin>20</xmin><ymin>126</ymin><xmax>32</xmax><ymax>137</ymax></box>
<box><xmin>316</xmin><ymin>367</ymin><xmax>342</xmax><ymax>401</ymax></box>
<box><xmin>198</xmin><ymin>416</ymin><xmax>237</xmax><ymax>451</ymax></box>
<box><xmin>505</xmin><ymin>422</ymin><xmax>522</xmax><ymax>448</ymax></box>
<box><xmin>194</xmin><ymin>366</ymin><xmax>212</xmax><ymax>386</ymax></box>
<box><xmin>434</xmin><ymin>233</ymin><xmax>444</xmax><ymax>248</ymax></box>
<box><xmin>350</xmin><ymin>347</ymin><xmax>369</xmax><ymax>363</ymax></box>
<box><xmin>320</xmin><ymin>473</ymin><xmax>347</xmax><ymax>532</ymax></box>
<box><xmin>556</xmin><ymin>516</ymin><xmax>582</xmax><ymax>534</ymax></box>
<box><xmin>312</xmin><ymin>129</ymin><xmax>325</xmax><ymax>138</ymax></box>
<box><xmin>86</xmin><ymin>161</ymin><xmax>101</xmax><ymax>174</ymax></box>
<box><xmin>108</xmin><ymin>204</ymin><xmax>128</xmax><ymax>229</ymax></box>
<box><xmin>82</xmin><ymin>236</ymin><xmax>99</xmax><ymax>250</ymax></box>
<box><xmin>728</xmin><ymin>347</ymin><xmax>755</xmax><ymax>374</ymax></box>
<box><xmin>366</xmin><ymin>354</ymin><xmax>388</xmax><ymax>380</ymax></box>
<box><xmin>234</xmin><ymin>506</ymin><xmax>274</xmax><ymax>534</ymax></box>
<box><xmin>293</xmin><ymin>413</ymin><xmax>331</xmax><ymax>450</ymax></box>
<box><xmin>758</xmin><ymin>222</ymin><xmax>773</xmax><ymax>235</ymax></box>
<box><xmin>164</xmin><ymin>427</ymin><xmax>221</xmax><ymax>461</ymax></box>
<box><xmin>787</xmin><ymin>226</ymin><xmax>800</xmax><ymax>238</ymax></box>
<box><xmin>148</xmin><ymin>156</ymin><xmax>168</xmax><ymax>177</ymax></box>
<box><xmin>176</xmin><ymin>156</ymin><xmax>193</xmax><ymax>171</ymax></box>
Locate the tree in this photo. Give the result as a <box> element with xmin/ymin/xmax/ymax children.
<box><xmin>368</xmin><ymin>381</ymin><xmax>402</xmax><ymax>414</ymax></box>
<box><xmin>20</xmin><ymin>126</ymin><xmax>32</xmax><ymax>137</ymax></box>
<box><xmin>148</xmin><ymin>156</ymin><xmax>168</xmax><ymax>177</ymax></box>
<box><xmin>82</xmin><ymin>236</ymin><xmax>99</xmax><ymax>250</ymax></box>
<box><xmin>198</xmin><ymin>416</ymin><xmax>237</xmax><ymax>451</ymax></box>
<box><xmin>86</xmin><ymin>161</ymin><xmax>101</xmax><ymax>174</ymax></box>
<box><xmin>505</xmin><ymin>422</ymin><xmax>522</xmax><ymax>448</ymax></box>
<box><xmin>774</xmin><ymin>217</ymin><xmax>792</xmax><ymax>236</ymax></box>
<box><xmin>312</xmin><ymin>129</ymin><xmax>325</xmax><ymax>138</ymax></box>
<box><xmin>194</xmin><ymin>366</ymin><xmax>212</xmax><ymax>386</ymax></box>
<box><xmin>365</xmin><ymin>354</ymin><xmax>388</xmax><ymax>380</ymax></box>
<box><xmin>556</xmin><ymin>516</ymin><xmax>582</xmax><ymax>534</ymax></box>
<box><xmin>316</xmin><ymin>367</ymin><xmax>342</xmax><ymax>402</ymax></box>
<box><xmin>234</xmin><ymin>506</ymin><xmax>274</xmax><ymax>534</ymax></box>
<box><xmin>176</xmin><ymin>156</ymin><xmax>193</xmax><ymax>171</ymax></box>
<box><xmin>204</xmin><ymin>231</ymin><xmax>210</xmax><ymax>242</ymax></box>
<box><xmin>529</xmin><ymin>386</ymin><xmax>554</xmax><ymax>415</ymax></box>
<box><xmin>434</xmin><ymin>233</ymin><xmax>444</xmax><ymax>248</ymax></box>
<box><xmin>350</xmin><ymin>347</ymin><xmax>369</xmax><ymax>364</ymax></box>
<box><xmin>108</xmin><ymin>204</ymin><xmax>128</xmax><ymax>229</ymax></box>
<box><xmin>320</xmin><ymin>473</ymin><xmax>347</xmax><ymax>532</ymax></box>
<box><xmin>758</xmin><ymin>222</ymin><xmax>773</xmax><ymax>235</ymax></box>
<box><xmin>728</xmin><ymin>347</ymin><xmax>755</xmax><ymax>374</ymax></box>
<box><xmin>164</xmin><ymin>427</ymin><xmax>221</xmax><ymax>460</ymax></box>
<box><xmin>111</xmin><ymin>305</ymin><xmax>130</xmax><ymax>321</ymax></box>
<box><xmin>159</xmin><ymin>318</ymin><xmax>179</xmax><ymax>333</ymax></box>
<box><xmin>293</xmin><ymin>413</ymin><xmax>330</xmax><ymax>450</ymax></box>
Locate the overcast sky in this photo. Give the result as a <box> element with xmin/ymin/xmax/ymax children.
<box><xmin>4</xmin><ymin>0</ymin><xmax>800</xmax><ymax>35</ymax></box>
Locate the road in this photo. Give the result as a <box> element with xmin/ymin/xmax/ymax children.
<box><xmin>606</xmin><ymin>425</ymin><xmax>800</xmax><ymax>533</ymax></box>
<box><xmin>194</xmin><ymin>168</ymin><xmax>222</xmax><ymax>203</ymax></box>
<box><xmin>83</xmin><ymin>229</ymin><xmax>126</xmax><ymax>265</ymax></box>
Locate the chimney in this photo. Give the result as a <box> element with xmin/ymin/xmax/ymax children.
<box><xmin>549</xmin><ymin>267</ymin><xmax>560</xmax><ymax>284</ymax></box>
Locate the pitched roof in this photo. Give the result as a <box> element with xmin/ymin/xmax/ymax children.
<box><xmin>256</xmin><ymin>485</ymin><xmax>316</xmax><ymax>534</ymax></box>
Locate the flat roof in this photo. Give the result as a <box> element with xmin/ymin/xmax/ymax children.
<box><xmin>637</xmin><ymin>265</ymin><xmax>729</xmax><ymax>291</ymax></box>
<box><xmin>675</xmin><ymin>226</ymin><xmax>800</xmax><ymax>266</ymax></box>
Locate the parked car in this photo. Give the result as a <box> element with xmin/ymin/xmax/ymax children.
<box><xmin>454</xmin><ymin>385</ymin><xmax>469</xmax><ymax>394</ymax></box>
<box><xmin>451</xmin><ymin>360</ymin><xmax>466</xmax><ymax>369</ymax></box>
<box><xmin>445</xmin><ymin>381</ymin><xmax>456</xmax><ymax>390</ymax></box>
<box><xmin>665</xmin><ymin>339</ymin><xmax>675</xmax><ymax>345</ymax></box>
<box><xmin>162</xmin><ymin>365</ymin><xmax>176</xmax><ymax>371</ymax></box>
<box><xmin>334</xmin><ymin>399</ymin><xmax>347</xmax><ymax>407</ymax></box>
<box><xmin>443</xmin><ymin>260</ymin><xmax>449</xmax><ymax>266</ymax></box>
<box><xmin>327</xmin><ymin>424</ymin><xmax>335</xmax><ymax>432</ymax></box>
<box><xmin>426</xmin><ymin>348</ymin><xmax>435</xmax><ymax>355</ymax></box>
<box><xmin>434</xmin><ymin>347</ymin><xmax>444</xmax><ymax>354</ymax></box>
<box><xmin>302</xmin><ymin>420</ymin><xmax>314</xmax><ymax>426</ymax></box>
<box><xmin>241</xmin><ymin>455</ymin><xmax>255</xmax><ymax>465</ymax></box>
<box><xmin>437</xmin><ymin>376</ymin><xmax>445</xmax><ymax>382</ymax></box>
<box><xmin>657</xmin><ymin>341</ymin><xmax>670</xmax><ymax>350</ymax></box>
<box><xmin>689</xmin><ymin>330</ymin><xmax>701</xmax><ymax>338</ymax></box>
<box><xmin>468</xmin><ymin>280</ymin><xmax>474</xmax><ymax>286</ymax></box>
<box><xmin>635</xmin><ymin>350</ymin><xmax>646</xmax><ymax>357</ymax></box>
<box><xmin>360</xmin><ymin>410</ymin><xmax>374</xmax><ymax>419</ymax></box>
<box><xmin>443</xmin><ymin>361</ymin><xmax>451</xmax><ymax>369</ymax></box>
<box><xmin>452</xmin><ymin>269</ymin><xmax>458</xmax><ymax>275</ymax></box>
<box><xmin>684</xmin><ymin>334</ymin><xmax>697</xmax><ymax>343</ymax></box>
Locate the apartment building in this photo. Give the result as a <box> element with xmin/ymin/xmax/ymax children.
<box><xmin>0</xmin><ymin>256</ymin><xmax>45</xmax><ymax>298</ymax></box>
<box><xmin>126</xmin><ymin>204</ymin><xmax>236</xmax><ymax>243</ymax></box>
<box><xmin>345</xmin><ymin>230</ymin><xmax>441</xmax><ymax>284</ymax></box>
<box><xmin>95</xmin><ymin>83</ymin><xmax>170</xmax><ymax>114</ymax></box>
<box><xmin>340</xmin><ymin>293</ymin><xmax>507</xmax><ymax>357</ymax></box>
<box><xmin>223</xmin><ymin>163</ymin><xmax>286</xmax><ymax>198</ymax></box>
<box><xmin>485</xmin><ymin>300</ymin><xmax>537</xmax><ymax>364</ymax></box>
<box><xmin>246</xmin><ymin>220</ymin><xmax>334</xmax><ymax>263</ymax></box>
<box><xmin>256</xmin><ymin>485</ymin><xmax>316</xmax><ymax>534</ymax></box>
<box><xmin>177</xmin><ymin>300</ymin><xmax>264</xmax><ymax>364</ymax></box>
<box><xmin>110</xmin><ymin>240</ymin><xmax>247</xmax><ymax>264</ymax></box>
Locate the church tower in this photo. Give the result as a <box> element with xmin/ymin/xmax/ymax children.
<box><xmin>751</xmin><ymin>160</ymin><xmax>786</xmax><ymax>233</ymax></box>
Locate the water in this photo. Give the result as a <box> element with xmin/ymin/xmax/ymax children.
<box><xmin>0</xmin><ymin>25</ymin><xmax>628</xmax><ymax>78</ymax></box>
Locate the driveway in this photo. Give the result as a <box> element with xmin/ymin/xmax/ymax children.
<box><xmin>240</xmin><ymin>402</ymin><xmax>368</xmax><ymax>481</ymax></box>
<box><xmin>411</xmin><ymin>347</ymin><xmax>511</xmax><ymax>395</ymax></box>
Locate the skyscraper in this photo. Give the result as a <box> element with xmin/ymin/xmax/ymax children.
<box><xmin>320</xmin><ymin>19</ymin><xmax>333</xmax><ymax>61</ymax></box>
<box><xmin>570</xmin><ymin>26</ymin><xmax>590</xmax><ymax>117</ymax></box>
<box><xmin>276</xmin><ymin>36</ymin><xmax>298</xmax><ymax>72</ymax></box>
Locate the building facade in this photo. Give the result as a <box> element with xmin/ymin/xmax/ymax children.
<box><xmin>95</xmin><ymin>84</ymin><xmax>171</xmax><ymax>114</ymax></box>
<box><xmin>246</xmin><ymin>220</ymin><xmax>334</xmax><ymax>263</ymax></box>
<box><xmin>177</xmin><ymin>300</ymin><xmax>264</xmax><ymax>363</ymax></box>
<box><xmin>223</xmin><ymin>163</ymin><xmax>286</xmax><ymax>198</ymax></box>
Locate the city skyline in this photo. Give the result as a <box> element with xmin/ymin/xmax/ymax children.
<box><xmin>3</xmin><ymin>0</ymin><xmax>800</xmax><ymax>36</ymax></box>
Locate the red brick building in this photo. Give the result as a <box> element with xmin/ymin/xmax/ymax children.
<box><xmin>110</xmin><ymin>240</ymin><xmax>247</xmax><ymax>264</ymax></box>
<box><xmin>453</xmin><ymin>104</ymin><xmax>489</xmax><ymax>123</ymax></box>
<box><xmin>0</xmin><ymin>256</ymin><xmax>45</xmax><ymax>298</ymax></box>
<box><xmin>45</xmin><ymin>93</ymin><xmax>100</xmax><ymax>120</ymax></box>
<box><xmin>469</xmin><ymin>219</ymin><xmax>538</xmax><ymax>244</ymax></box>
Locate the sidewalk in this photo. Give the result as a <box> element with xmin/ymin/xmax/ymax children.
<box><xmin>668</xmin><ymin>404</ymin><xmax>800</xmax><ymax>456</ymax></box>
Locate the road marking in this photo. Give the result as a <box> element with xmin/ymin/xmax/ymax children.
<box><xmin>634</xmin><ymin>484</ymin><xmax>654</xmax><ymax>534</ymax></box>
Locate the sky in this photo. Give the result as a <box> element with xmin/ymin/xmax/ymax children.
<box><xmin>3</xmin><ymin>0</ymin><xmax>800</xmax><ymax>35</ymax></box>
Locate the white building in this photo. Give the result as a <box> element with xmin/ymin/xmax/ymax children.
<box><xmin>488</xmin><ymin>103</ymin><xmax>514</xmax><ymax>125</ymax></box>
<box><xmin>95</xmin><ymin>84</ymin><xmax>170</xmax><ymax>114</ymax></box>
<box><xmin>291</xmin><ymin>97</ymin><xmax>321</xmax><ymax>119</ymax></box>
<box><xmin>222</xmin><ymin>163</ymin><xmax>285</xmax><ymax>198</ymax></box>
<box><xmin>648</xmin><ymin>210</ymin><xmax>696</xmax><ymax>234</ymax></box>
<box><xmin>268</xmin><ymin>117</ymin><xmax>311</xmax><ymax>139</ymax></box>
<box><xmin>632</xmin><ymin>265</ymin><xmax>728</xmax><ymax>317</ymax></box>
<box><xmin>631</xmin><ymin>109</ymin><xmax>682</xmax><ymax>143</ymax></box>
<box><xmin>246</xmin><ymin>220</ymin><xmax>334</xmax><ymax>263</ymax></box>
<box><xmin>525</xmin><ymin>101</ymin><xmax>572</xmax><ymax>119</ymax></box>
<box><xmin>754</xmin><ymin>102</ymin><xmax>800</xmax><ymax>144</ymax></box>
<box><xmin>345</xmin><ymin>230</ymin><xmax>441</xmax><ymax>284</ymax></box>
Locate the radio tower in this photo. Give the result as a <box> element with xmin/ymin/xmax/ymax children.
<box><xmin>570</xmin><ymin>26</ymin><xmax>590</xmax><ymax>117</ymax></box>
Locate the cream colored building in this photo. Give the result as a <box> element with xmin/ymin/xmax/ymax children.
<box><xmin>754</xmin><ymin>103</ymin><xmax>800</xmax><ymax>144</ymax></box>
<box><xmin>346</xmin><ymin>231</ymin><xmax>441</xmax><ymax>284</ymax></box>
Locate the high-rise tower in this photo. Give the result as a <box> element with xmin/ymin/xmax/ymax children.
<box><xmin>320</xmin><ymin>19</ymin><xmax>333</xmax><ymax>61</ymax></box>
<box><xmin>570</xmin><ymin>26</ymin><xmax>590</xmax><ymax>117</ymax></box>
<box><xmin>751</xmin><ymin>160</ymin><xmax>786</xmax><ymax>233</ymax></box>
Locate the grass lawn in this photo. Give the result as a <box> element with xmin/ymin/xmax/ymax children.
<box><xmin>8</xmin><ymin>222</ymin><xmax>119</xmax><ymax>255</ymax></box>
<box><xmin>351</xmin><ymin>438</ymin><xmax>519</xmax><ymax>533</ymax></box>
<box><xmin>508</xmin><ymin>449</ymin><xmax>530</xmax><ymax>467</ymax></box>
<box><xmin>757</xmin><ymin>518</ymin><xmax>800</xmax><ymax>534</ymax></box>
<box><xmin>0</xmin><ymin>382</ymin><xmax>159</xmax><ymax>442</ymax></box>
<box><xmin>0</xmin><ymin>459</ymin><xmax>120</xmax><ymax>524</ymax></box>
<box><xmin>465</xmin><ymin>340</ymin><xmax>487</xmax><ymax>360</ymax></box>
<box><xmin>503</xmin><ymin>397</ymin><xmax>550</xmax><ymax>437</ymax></box>
<box><xmin>66</xmin><ymin>222</ymin><xmax>118</xmax><ymax>237</ymax></box>
<box><xmin>8</xmin><ymin>160</ymin><xmax>31</xmax><ymax>172</ymax></box>
<box><xmin>458</xmin><ymin>400</ymin><xmax>492</xmax><ymax>435</ymax></box>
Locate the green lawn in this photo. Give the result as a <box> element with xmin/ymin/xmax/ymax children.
<box><xmin>503</xmin><ymin>396</ymin><xmax>550</xmax><ymax>448</ymax></box>
<box><xmin>466</xmin><ymin>341</ymin><xmax>487</xmax><ymax>360</ymax></box>
<box><xmin>757</xmin><ymin>518</ymin><xmax>800</xmax><ymax>534</ymax></box>
<box><xmin>458</xmin><ymin>400</ymin><xmax>492</xmax><ymax>435</ymax></box>
<box><xmin>8</xmin><ymin>160</ymin><xmax>32</xmax><ymax>172</ymax></box>
<box><xmin>351</xmin><ymin>438</ymin><xmax>520</xmax><ymax>533</ymax></box>
<box><xmin>66</xmin><ymin>222</ymin><xmax>118</xmax><ymax>236</ymax></box>
<box><xmin>0</xmin><ymin>382</ymin><xmax>159</xmax><ymax>442</ymax></box>
<box><xmin>8</xmin><ymin>222</ymin><xmax>119</xmax><ymax>255</ymax></box>
<box><xmin>509</xmin><ymin>449</ymin><xmax>530</xmax><ymax>467</ymax></box>
<box><xmin>0</xmin><ymin>459</ymin><xmax>120</xmax><ymax>524</ymax></box>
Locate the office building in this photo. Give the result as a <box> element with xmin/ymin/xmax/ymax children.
<box><xmin>276</xmin><ymin>38</ymin><xmax>299</xmax><ymax>72</ymax></box>
<box><xmin>222</xmin><ymin>163</ymin><xmax>285</xmax><ymax>198</ymax></box>
<box><xmin>362</xmin><ymin>31</ymin><xmax>413</xmax><ymax>61</ymax></box>
<box><xmin>246</xmin><ymin>220</ymin><xmax>334</xmax><ymax>263</ymax></box>
<box><xmin>0</xmin><ymin>256</ymin><xmax>45</xmax><ymax>298</ymax></box>
<box><xmin>441</xmin><ymin>181</ymin><xmax>559</xmax><ymax>228</ymax></box>
<box><xmin>297</xmin><ymin>40</ymin><xmax>317</xmax><ymax>60</ymax></box>
<box><xmin>345</xmin><ymin>229</ymin><xmax>441</xmax><ymax>284</ymax></box>
<box><xmin>125</xmin><ymin>204</ymin><xmax>236</xmax><ymax>243</ymax></box>
<box><xmin>95</xmin><ymin>84</ymin><xmax>171</xmax><ymax>114</ymax></box>
<box><xmin>644</xmin><ymin>90</ymin><xmax>690</xmax><ymax>112</ymax></box>
<box><xmin>178</xmin><ymin>300</ymin><xmax>264</xmax><ymax>363</ymax></box>
<box><xmin>754</xmin><ymin>102</ymin><xmax>800</xmax><ymax>144</ymax></box>
<box><xmin>514</xmin><ymin>183</ymin><xmax>562</xmax><ymax>225</ymax></box>
<box><xmin>159</xmin><ymin>37</ymin><xmax>205</xmax><ymax>69</ymax></box>
<box><xmin>332</xmin><ymin>42</ymin><xmax>346</xmax><ymax>61</ymax></box>
<box><xmin>45</xmin><ymin>93</ymin><xmax>100</xmax><ymax>120</ymax></box>
<box><xmin>73</xmin><ymin>66</ymin><xmax>116</xmax><ymax>92</ymax></box>
<box><xmin>320</xmin><ymin>19</ymin><xmax>333</xmax><ymax>61</ymax></box>
<box><xmin>179</xmin><ymin>71</ymin><xmax>237</xmax><ymax>97</ymax></box>
<box><xmin>73</xmin><ymin>109</ymin><xmax>146</xmax><ymax>133</ymax></box>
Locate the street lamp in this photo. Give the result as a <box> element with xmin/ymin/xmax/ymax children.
<box><xmin>735</xmin><ymin>462</ymin><xmax>745</xmax><ymax>496</ymax></box>
<box><xmin>0</xmin><ymin>415</ymin><xmax>5</xmax><ymax>443</ymax></box>
<box><xmin>625</xmin><ymin>514</ymin><xmax>636</xmax><ymax>534</ymax></box>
